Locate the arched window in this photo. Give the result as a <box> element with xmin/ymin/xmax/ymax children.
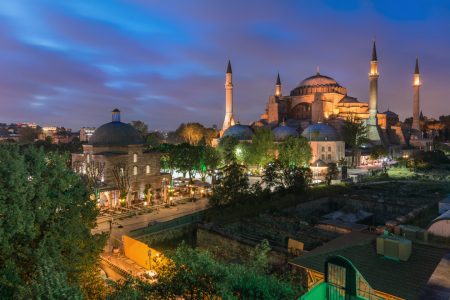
<box><xmin>133</xmin><ymin>154</ymin><xmax>137</xmax><ymax>163</ymax></box>
<box><xmin>321</xmin><ymin>154</ymin><xmax>325</xmax><ymax>160</ymax></box>
<box><xmin>87</xmin><ymin>154</ymin><xmax>90</xmax><ymax>163</ymax></box>
<box><xmin>120</xmin><ymin>168</ymin><xmax>124</xmax><ymax>176</ymax></box>
<box><xmin>134</xmin><ymin>166</ymin><xmax>137</xmax><ymax>175</ymax></box>
<box><xmin>328</xmin><ymin>154</ymin><xmax>331</xmax><ymax>160</ymax></box>
<box><xmin>328</xmin><ymin>146</ymin><xmax>332</xmax><ymax>152</ymax></box>
<box><xmin>146</xmin><ymin>165</ymin><xmax>150</xmax><ymax>174</ymax></box>
<box><xmin>322</xmin><ymin>147</ymin><xmax>325</xmax><ymax>152</ymax></box>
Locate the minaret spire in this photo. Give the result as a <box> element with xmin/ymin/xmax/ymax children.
<box><xmin>415</xmin><ymin>54</ymin><xmax>419</xmax><ymax>74</ymax></box>
<box><xmin>371</xmin><ymin>36</ymin><xmax>377</xmax><ymax>62</ymax></box>
<box><xmin>275</xmin><ymin>71</ymin><xmax>282</xmax><ymax>96</ymax></box>
<box><xmin>221</xmin><ymin>58</ymin><xmax>235</xmax><ymax>135</ymax></box>
<box><xmin>412</xmin><ymin>55</ymin><xmax>421</xmax><ymax>137</ymax></box>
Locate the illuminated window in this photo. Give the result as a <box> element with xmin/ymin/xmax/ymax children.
<box><xmin>87</xmin><ymin>154</ymin><xmax>90</xmax><ymax>163</ymax></box>
<box><xmin>146</xmin><ymin>165</ymin><xmax>150</xmax><ymax>174</ymax></box>
<box><xmin>134</xmin><ymin>166</ymin><xmax>137</xmax><ymax>175</ymax></box>
<box><xmin>328</xmin><ymin>146</ymin><xmax>331</xmax><ymax>152</ymax></box>
<box><xmin>133</xmin><ymin>154</ymin><xmax>137</xmax><ymax>163</ymax></box>
<box><xmin>120</xmin><ymin>168</ymin><xmax>124</xmax><ymax>176</ymax></box>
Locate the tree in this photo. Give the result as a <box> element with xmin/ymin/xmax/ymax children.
<box><xmin>204</xmin><ymin>128</ymin><xmax>218</xmax><ymax>146</ymax></box>
<box><xmin>180</xmin><ymin>123</ymin><xmax>206</xmax><ymax>145</ymax></box>
<box><xmin>73</xmin><ymin>155</ymin><xmax>106</xmax><ymax>204</ymax></box>
<box><xmin>324</xmin><ymin>163</ymin><xmax>339</xmax><ymax>185</ymax></box>
<box><xmin>278</xmin><ymin>135</ymin><xmax>312</xmax><ymax>168</ymax></box>
<box><xmin>262</xmin><ymin>160</ymin><xmax>312</xmax><ymax>194</ymax></box>
<box><xmin>217</xmin><ymin>135</ymin><xmax>239</xmax><ymax>162</ymax></box>
<box><xmin>369</xmin><ymin>145</ymin><xmax>387</xmax><ymax>161</ymax></box>
<box><xmin>0</xmin><ymin>144</ymin><xmax>107</xmax><ymax>299</ymax></box>
<box><xmin>159</xmin><ymin>144</ymin><xmax>178</xmax><ymax>181</ymax></box>
<box><xmin>111</xmin><ymin>163</ymin><xmax>131</xmax><ymax>206</ymax></box>
<box><xmin>128</xmin><ymin>120</ymin><xmax>148</xmax><ymax>138</ymax></box>
<box><xmin>341</xmin><ymin>114</ymin><xmax>370</xmax><ymax>167</ymax></box>
<box><xmin>235</xmin><ymin>141</ymin><xmax>253</xmax><ymax>166</ymax></box>
<box><xmin>203</xmin><ymin>145</ymin><xmax>222</xmax><ymax>173</ymax></box>
<box><xmin>19</xmin><ymin>126</ymin><xmax>39</xmax><ymax>144</ymax></box>
<box><xmin>147</xmin><ymin>135</ymin><xmax>160</xmax><ymax>150</ymax></box>
<box><xmin>251</xmin><ymin>127</ymin><xmax>277</xmax><ymax>173</ymax></box>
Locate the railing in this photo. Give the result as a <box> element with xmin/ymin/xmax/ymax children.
<box><xmin>97</xmin><ymin>196</ymin><xmax>199</xmax><ymax>224</ymax></box>
<box><xmin>125</xmin><ymin>210</ymin><xmax>206</xmax><ymax>238</ymax></box>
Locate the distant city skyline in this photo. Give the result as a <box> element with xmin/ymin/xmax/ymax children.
<box><xmin>1</xmin><ymin>1</ymin><xmax>450</xmax><ymax>131</ymax></box>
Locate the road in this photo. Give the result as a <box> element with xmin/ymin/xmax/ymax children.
<box><xmin>347</xmin><ymin>161</ymin><xmax>397</xmax><ymax>175</ymax></box>
<box><xmin>92</xmin><ymin>198</ymin><xmax>209</xmax><ymax>252</ymax></box>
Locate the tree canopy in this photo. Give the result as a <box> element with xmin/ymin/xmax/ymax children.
<box><xmin>250</xmin><ymin>127</ymin><xmax>277</xmax><ymax>172</ymax></box>
<box><xmin>341</xmin><ymin>114</ymin><xmax>370</xmax><ymax>167</ymax></box>
<box><xmin>278</xmin><ymin>135</ymin><xmax>312</xmax><ymax>168</ymax></box>
<box><xmin>128</xmin><ymin>120</ymin><xmax>149</xmax><ymax>138</ymax></box>
<box><xmin>0</xmin><ymin>144</ymin><xmax>107</xmax><ymax>298</ymax></box>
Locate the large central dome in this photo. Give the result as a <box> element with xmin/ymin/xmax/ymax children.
<box><xmin>88</xmin><ymin>109</ymin><xmax>145</xmax><ymax>146</ymax></box>
<box><xmin>297</xmin><ymin>74</ymin><xmax>339</xmax><ymax>87</ymax></box>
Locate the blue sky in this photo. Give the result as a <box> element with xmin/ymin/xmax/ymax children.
<box><xmin>0</xmin><ymin>0</ymin><xmax>449</xmax><ymax>131</ymax></box>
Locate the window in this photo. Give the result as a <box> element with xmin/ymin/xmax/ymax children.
<box><xmin>322</xmin><ymin>147</ymin><xmax>325</xmax><ymax>152</ymax></box>
<box><xmin>87</xmin><ymin>154</ymin><xmax>90</xmax><ymax>163</ymax></box>
<box><xmin>324</xmin><ymin>136</ymin><xmax>328</xmax><ymax>141</ymax></box>
<box><xmin>328</xmin><ymin>146</ymin><xmax>331</xmax><ymax>152</ymax></box>
<box><xmin>146</xmin><ymin>165</ymin><xmax>150</xmax><ymax>174</ymax></box>
<box><xmin>133</xmin><ymin>166</ymin><xmax>137</xmax><ymax>175</ymax></box>
<box><xmin>120</xmin><ymin>168</ymin><xmax>124</xmax><ymax>176</ymax></box>
<box><xmin>321</xmin><ymin>154</ymin><xmax>325</xmax><ymax>160</ymax></box>
<box><xmin>328</xmin><ymin>154</ymin><xmax>331</xmax><ymax>160</ymax></box>
<box><xmin>133</xmin><ymin>154</ymin><xmax>137</xmax><ymax>163</ymax></box>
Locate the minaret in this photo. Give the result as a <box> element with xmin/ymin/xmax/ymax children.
<box><xmin>368</xmin><ymin>36</ymin><xmax>379</xmax><ymax>126</ymax></box>
<box><xmin>222</xmin><ymin>58</ymin><xmax>235</xmax><ymax>131</ymax></box>
<box><xmin>412</xmin><ymin>55</ymin><xmax>421</xmax><ymax>136</ymax></box>
<box><xmin>275</xmin><ymin>71</ymin><xmax>282</xmax><ymax>96</ymax></box>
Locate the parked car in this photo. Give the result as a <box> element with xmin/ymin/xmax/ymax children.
<box><xmin>148</xmin><ymin>220</ymin><xmax>161</xmax><ymax>226</ymax></box>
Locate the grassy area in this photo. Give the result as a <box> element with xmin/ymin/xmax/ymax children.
<box><xmin>211</xmin><ymin>183</ymin><xmax>351</xmax><ymax>223</ymax></box>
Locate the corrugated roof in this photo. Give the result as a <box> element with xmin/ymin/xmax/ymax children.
<box><xmin>289</xmin><ymin>231</ymin><xmax>449</xmax><ymax>300</ymax></box>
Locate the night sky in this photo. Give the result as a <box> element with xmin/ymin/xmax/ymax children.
<box><xmin>1</xmin><ymin>1</ymin><xmax>449</xmax><ymax>131</ymax></box>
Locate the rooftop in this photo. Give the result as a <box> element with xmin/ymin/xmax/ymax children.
<box><xmin>290</xmin><ymin>231</ymin><xmax>450</xmax><ymax>300</ymax></box>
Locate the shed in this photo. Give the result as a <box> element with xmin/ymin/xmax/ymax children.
<box><xmin>427</xmin><ymin>210</ymin><xmax>450</xmax><ymax>238</ymax></box>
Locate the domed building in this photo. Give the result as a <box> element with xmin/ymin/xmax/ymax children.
<box><xmin>301</xmin><ymin>123</ymin><xmax>345</xmax><ymax>164</ymax></box>
<box><xmin>72</xmin><ymin>109</ymin><xmax>169</xmax><ymax>208</ymax></box>
<box><xmin>272</xmin><ymin>124</ymin><xmax>299</xmax><ymax>141</ymax></box>
<box><xmin>222</xmin><ymin>122</ymin><xmax>254</xmax><ymax>140</ymax></box>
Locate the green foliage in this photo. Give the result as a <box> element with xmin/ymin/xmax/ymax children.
<box><xmin>369</xmin><ymin>145</ymin><xmax>387</xmax><ymax>160</ymax></box>
<box><xmin>235</xmin><ymin>141</ymin><xmax>253</xmax><ymax>165</ymax></box>
<box><xmin>250</xmin><ymin>127</ymin><xmax>277</xmax><ymax>172</ymax></box>
<box><xmin>16</xmin><ymin>259</ymin><xmax>86</xmax><ymax>300</ymax></box>
<box><xmin>324</xmin><ymin>163</ymin><xmax>339</xmax><ymax>185</ymax></box>
<box><xmin>218</xmin><ymin>135</ymin><xmax>239</xmax><ymax>162</ymax></box>
<box><xmin>0</xmin><ymin>144</ymin><xmax>107</xmax><ymax>298</ymax></box>
<box><xmin>19</xmin><ymin>126</ymin><xmax>39</xmax><ymax>144</ymax></box>
<box><xmin>262</xmin><ymin>160</ymin><xmax>312</xmax><ymax>194</ymax></box>
<box><xmin>337</xmin><ymin>157</ymin><xmax>347</xmax><ymax>167</ymax></box>
<box><xmin>278</xmin><ymin>135</ymin><xmax>312</xmax><ymax>168</ymax></box>
<box><xmin>341</xmin><ymin>114</ymin><xmax>370</xmax><ymax>167</ymax></box>
<box><xmin>146</xmin><ymin>136</ymin><xmax>160</xmax><ymax>150</ymax></box>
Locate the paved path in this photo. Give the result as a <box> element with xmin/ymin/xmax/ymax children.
<box><xmin>92</xmin><ymin>198</ymin><xmax>209</xmax><ymax>252</ymax></box>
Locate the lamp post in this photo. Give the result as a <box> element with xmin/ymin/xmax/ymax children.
<box><xmin>168</xmin><ymin>186</ymin><xmax>174</xmax><ymax>205</ymax></box>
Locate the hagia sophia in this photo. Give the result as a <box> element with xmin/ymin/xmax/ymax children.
<box><xmin>215</xmin><ymin>38</ymin><xmax>433</xmax><ymax>166</ymax></box>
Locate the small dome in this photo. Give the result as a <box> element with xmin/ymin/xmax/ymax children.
<box><xmin>88</xmin><ymin>122</ymin><xmax>145</xmax><ymax>146</ymax></box>
<box><xmin>222</xmin><ymin>124</ymin><xmax>254</xmax><ymax>140</ymax></box>
<box><xmin>302</xmin><ymin>123</ymin><xmax>340</xmax><ymax>141</ymax></box>
<box><xmin>272</xmin><ymin>125</ymin><xmax>299</xmax><ymax>140</ymax></box>
<box><xmin>297</xmin><ymin>74</ymin><xmax>340</xmax><ymax>88</ymax></box>
<box><xmin>382</xmin><ymin>110</ymin><xmax>398</xmax><ymax>116</ymax></box>
<box><xmin>311</xmin><ymin>159</ymin><xmax>327</xmax><ymax>167</ymax></box>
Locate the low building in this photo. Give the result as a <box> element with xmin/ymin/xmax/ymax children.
<box><xmin>301</xmin><ymin>123</ymin><xmax>345</xmax><ymax>165</ymax></box>
<box><xmin>290</xmin><ymin>231</ymin><xmax>450</xmax><ymax>300</ymax></box>
<box><xmin>80</xmin><ymin>127</ymin><xmax>96</xmax><ymax>142</ymax></box>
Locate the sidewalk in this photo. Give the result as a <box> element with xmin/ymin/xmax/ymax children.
<box><xmin>100</xmin><ymin>252</ymin><xmax>147</xmax><ymax>276</ymax></box>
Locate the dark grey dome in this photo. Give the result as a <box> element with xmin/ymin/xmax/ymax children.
<box><xmin>272</xmin><ymin>125</ymin><xmax>299</xmax><ymax>140</ymax></box>
<box><xmin>222</xmin><ymin>124</ymin><xmax>254</xmax><ymax>140</ymax></box>
<box><xmin>88</xmin><ymin>122</ymin><xmax>145</xmax><ymax>146</ymax></box>
<box><xmin>302</xmin><ymin>123</ymin><xmax>340</xmax><ymax>141</ymax></box>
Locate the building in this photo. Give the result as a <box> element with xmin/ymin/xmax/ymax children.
<box><xmin>290</xmin><ymin>231</ymin><xmax>450</xmax><ymax>300</ymax></box>
<box><xmin>72</xmin><ymin>109</ymin><xmax>169</xmax><ymax>207</ymax></box>
<box><xmin>80</xmin><ymin>127</ymin><xmax>96</xmax><ymax>142</ymax></box>
<box><xmin>301</xmin><ymin>123</ymin><xmax>345</xmax><ymax>165</ymax></box>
